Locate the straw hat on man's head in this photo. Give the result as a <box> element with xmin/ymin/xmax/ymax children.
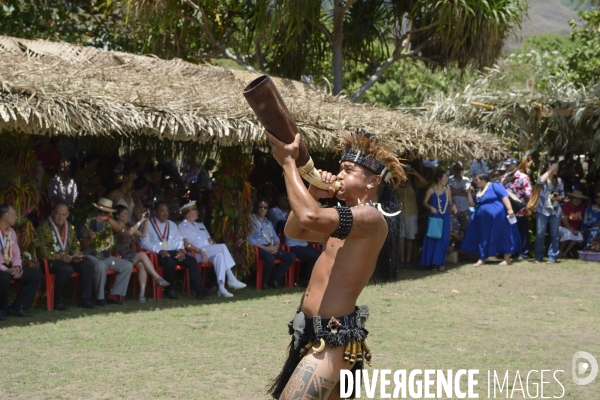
<box><xmin>93</xmin><ymin>198</ymin><xmax>117</xmax><ymax>213</ymax></box>
<box><xmin>567</xmin><ymin>190</ymin><xmax>588</xmax><ymax>201</ymax></box>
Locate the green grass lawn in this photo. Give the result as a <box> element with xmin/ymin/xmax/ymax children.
<box><xmin>1</xmin><ymin>258</ymin><xmax>599</xmax><ymax>399</ymax></box>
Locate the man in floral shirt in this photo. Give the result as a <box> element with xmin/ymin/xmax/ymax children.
<box><xmin>501</xmin><ymin>158</ymin><xmax>533</xmax><ymax>260</ymax></box>
<box><xmin>35</xmin><ymin>202</ymin><xmax>96</xmax><ymax>310</ymax></box>
<box><xmin>78</xmin><ymin>198</ymin><xmax>133</xmax><ymax>306</ymax></box>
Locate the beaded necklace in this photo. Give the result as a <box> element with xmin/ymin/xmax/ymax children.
<box><xmin>0</xmin><ymin>228</ymin><xmax>12</xmax><ymax>264</ymax></box>
<box><xmin>351</xmin><ymin>201</ymin><xmax>379</xmax><ymax>209</ymax></box>
<box><xmin>252</xmin><ymin>215</ymin><xmax>274</xmax><ymax>245</ymax></box>
<box><xmin>349</xmin><ymin>200</ymin><xmax>401</xmax><ymax>217</ymax></box>
<box><xmin>434</xmin><ymin>188</ymin><xmax>449</xmax><ymax>214</ymax></box>
<box><xmin>475</xmin><ymin>182</ymin><xmax>491</xmax><ymax>199</ymax></box>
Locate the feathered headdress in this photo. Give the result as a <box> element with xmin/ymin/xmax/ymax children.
<box><xmin>335</xmin><ymin>128</ymin><xmax>406</xmax><ymax>188</ymax></box>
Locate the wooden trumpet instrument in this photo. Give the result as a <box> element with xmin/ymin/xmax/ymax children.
<box><xmin>243</xmin><ymin>75</ymin><xmax>340</xmax><ymax>191</ymax></box>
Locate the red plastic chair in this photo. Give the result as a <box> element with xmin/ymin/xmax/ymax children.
<box><xmin>69</xmin><ymin>259</ymin><xmax>132</xmax><ymax>303</ymax></box>
<box><xmin>277</xmin><ymin>233</ymin><xmax>302</xmax><ymax>287</ymax></box>
<box><xmin>109</xmin><ymin>253</ymin><xmax>139</xmax><ymax>301</ymax></box>
<box><xmin>254</xmin><ymin>246</ymin><xmax>296</xmax><ymax>290</ymax></box>
<box><xmin>141</xmin><ymin>250</ymin><xmax>193</xmax><ymax>299</ymax></box>
<box><xmin>134</xmin><ymin>246</ymin><xmax>167</xmax><ymax>300</ymax></box>
<box><xmin>309</xmin><ymin>242</ymin><xmax>323</xmax><ymax>251</ymax></box>
<box><xmin>10</xmin><ymin>279</ymin><xmax>20</xmax><ymax>293</ymax></box>
<box><xmin>185</xmin><ymin>250</ymin><xmax>214</xmax><ymax>295</ymax></box>
<box><xmin>40</xmin><ymin>258</ymin><xmax>80</xmax><ymax>311</ymax></box>
<box><xmin>254</xmin><ymin>246</ymin><xmax>279</xmax><ymax>290</ymax></box>
<box><xmin>279</xmin><ymin>244</ymin><xmax>300</xmax><ymax>287</ymax></box>
<box><xmin>294</xmin><ymin>242</ymin><xmax>323</xmax><ymax>283</ymax></box>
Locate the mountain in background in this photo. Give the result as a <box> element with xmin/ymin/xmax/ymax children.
<box><xmin>503</xmin><ymin>0</ymin><xmax>594</xmax><ymax>53</ymax></box>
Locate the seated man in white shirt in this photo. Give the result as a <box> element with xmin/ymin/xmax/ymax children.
<box><xmin>140</xmin><ymin>201</ymin><xmax>214</xmax><ymax>300</ymax></box>
<box><xmin>178</xmin><ymin>201</ymin><xmax>246</xmax><ymax>298</ymax></box>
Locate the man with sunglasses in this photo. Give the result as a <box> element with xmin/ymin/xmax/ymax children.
<box><xmin>248</xmin><ymin>199</ymin><xmax>295</xmax><ymax>289</ymax></box>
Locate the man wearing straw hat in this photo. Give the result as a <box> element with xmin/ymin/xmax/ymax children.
<box><xmin>78</xmin><ymin>198</ymin><xmax>133</xmax><ymax>306</ymax></box>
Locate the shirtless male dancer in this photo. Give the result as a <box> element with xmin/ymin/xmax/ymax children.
<box><xmin>265</xmin><ymin>129</ymin><xmax>405</xmax><ymax>400</ymax></box>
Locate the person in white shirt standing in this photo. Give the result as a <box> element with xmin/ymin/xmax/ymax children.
<box><xmin>178</xmin><ymin>201</ymin><xmax>246</xmax><ymax>298</ymax></box>
<box><xmin>140</xmin><ymin>201</ymin><xmax>214</xmax><ymax>300</ymax></box>
<box><xmin>47</xmin><ymin>159</ymin><xmax>78</xmax><ymax>210</ymax></box>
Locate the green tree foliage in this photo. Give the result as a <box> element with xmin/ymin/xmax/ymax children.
<box><xmin>566</xmin><ymin>10</ymin><xmax>600</xmax><ymax>85</ymax></box>
<box><xmin>520</xmin><ymin>34</ymin><xmax>573</xmax><ymax>54</ymax></box>
<box><xmin>111</xmin><ymin>0</ymin><xmax>252</xmax><ymax>61</ymax></box>
<box><xmin>422</xmin><ymin>7</ymin><xmax>600</xmax><ymax>159</ymax></box>
<box><xmin>115</xmin><ymin>0</ymin><xmax>526</xmax><ymax>99</ymax></box>
<box><xmin>345</xmin><ymin>59</ymin><xmax>472</xmax><ymax>108</ymax></box>
<box><xmin>489</xmin><ymin>11</ymin><xmax>600</xmax><ymax>90</ymax></box>
<box><xmin>1</xmin><ymin>1</ymin><xmax>527</xmax><ymax>102</ymax></box>
<box><xmin>0</xmin><ymin>0</ymin><xmax>142</xmax><ymax>51</ymax></box>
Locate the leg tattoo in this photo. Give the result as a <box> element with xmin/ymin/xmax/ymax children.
<box><xmin>281</xmin><ymin>359</ymin><xmax>337</xmax><ymax>400</ymax></box>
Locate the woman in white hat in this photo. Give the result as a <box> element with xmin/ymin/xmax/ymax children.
<box><xmin>558</xmin><ymin>190</ymin><xmax>587</xmax><ymax>258</ymax></box>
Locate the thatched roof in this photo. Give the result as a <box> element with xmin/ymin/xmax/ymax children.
<box><xmin>424</xmin><ymin>69</ymin><xmax>600</xmax><ymax>156</ymax></box>
<box><xmin>0</xmin><ymin>35</ymin><xmax>508</xmax><ymax>161</ymax></box>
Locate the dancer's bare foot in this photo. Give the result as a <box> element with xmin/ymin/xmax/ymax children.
<box><xmin>473</xmin><ymin>260</ymin><xmax>484</xmax><ymax>267</ymax></box>
<box><xmin>498</xmin><ymin>260</ymin><xmax>511</xmax><ymax>266</ymax></box>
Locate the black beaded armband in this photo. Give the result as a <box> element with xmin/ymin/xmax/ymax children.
<box><xmin>331</xmin><ymin>206</ymin><xmax>353</xmax><ymax>239</ymax></box>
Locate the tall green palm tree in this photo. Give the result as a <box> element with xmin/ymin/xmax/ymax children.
<box><xmin>112</xmin><ymin>0</ymin><xmax>526</xmax><ymax>99</ymax></box>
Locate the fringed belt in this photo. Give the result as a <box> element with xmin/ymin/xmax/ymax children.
<box><xmin>288</xmin><ymin>305</ymin><xmax>372</xmax><ymax>367</ymax></box>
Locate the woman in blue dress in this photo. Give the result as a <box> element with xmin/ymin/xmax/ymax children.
<box><xmin>420</xmin><ymin>170</ymin><xmax>457</xmax><ymax>271</ymax></box>
<box><xmin>461</xmin><ymin>173</ymin><xmax>521</xmax><ymax>266</ymax></box>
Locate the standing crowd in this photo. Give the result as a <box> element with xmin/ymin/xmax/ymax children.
<box><xmin>411</xmin><ymin>154</ymin><xmax>600</xmax><ymax>271</ymax></box>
